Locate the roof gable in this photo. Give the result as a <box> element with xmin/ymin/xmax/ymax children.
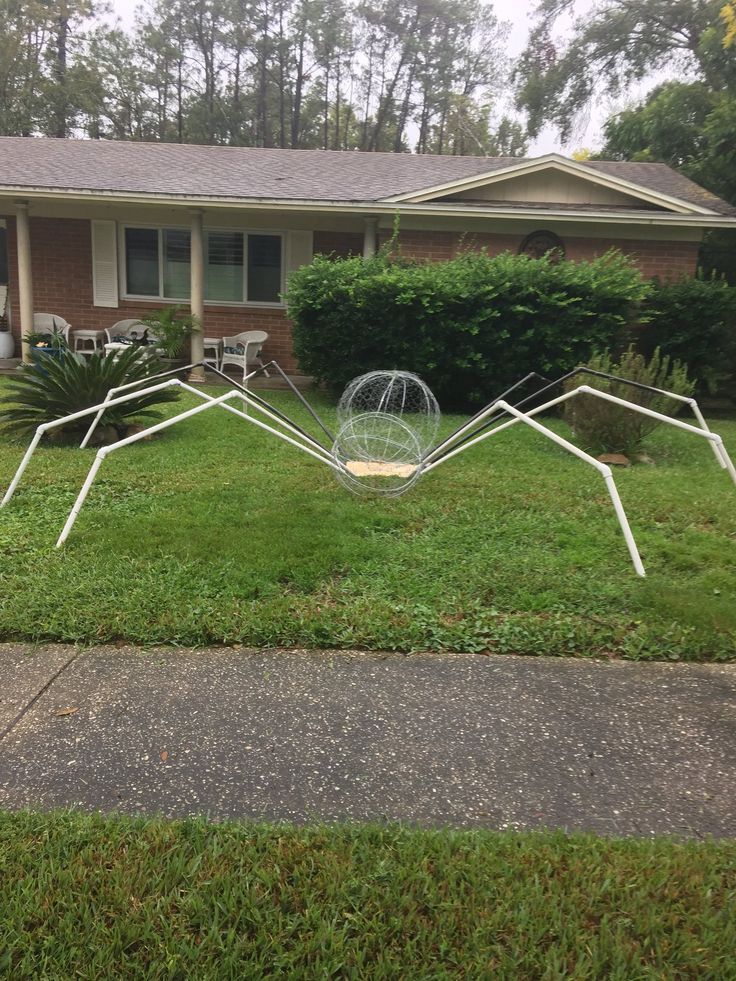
<box><xmin>383</xmin><ymin>154</ymin><xmax>717</xmax><ymax>216</ymax></box>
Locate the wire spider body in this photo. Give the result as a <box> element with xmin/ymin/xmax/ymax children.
<box><xmin>2</xmin><ymin>360</ymin><xmax>734</xmax><ymax>578</ymax></box>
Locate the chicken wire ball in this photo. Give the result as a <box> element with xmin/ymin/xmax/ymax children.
<box><xmin>337</xmin><ymin>370</ymin><xmax>441</xmax><ymax>455</ymax></box>
<box><xmin>332</xmin><ymin>411</ymin><xmax>424</xmax><ymax>498</ymax></box>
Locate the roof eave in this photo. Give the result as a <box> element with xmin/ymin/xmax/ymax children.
<box><xmin>1</xmin><ymin>186</ymin><xmax>734</xmax><ymax>226</ymax></box>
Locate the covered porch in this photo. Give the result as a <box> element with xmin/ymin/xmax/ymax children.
<box><xmin>0</xmin><ymin>196</ymin><xmax>382</xmax><ymax>378</ymax></box>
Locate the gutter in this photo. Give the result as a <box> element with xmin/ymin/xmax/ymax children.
<box><xmin>0</xmin><ymin>186</ymin><xmax>734</xmax><ymax>228</ymax></box>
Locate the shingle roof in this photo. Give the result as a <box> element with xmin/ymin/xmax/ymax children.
<box><xmin>0</xmin><ymin>137</ymin><xmax>733</xmax><ymax>216</ymax></box>
<box><xmin>582</xmin><ymin>160</ymin><xmax>736</xmax><ymax>216</ymax></box>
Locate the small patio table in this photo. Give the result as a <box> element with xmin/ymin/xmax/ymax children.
<box><xmin>73</xmin><ymin>329</ymin><xmax>104</xmax><ymax>355</ymax></box>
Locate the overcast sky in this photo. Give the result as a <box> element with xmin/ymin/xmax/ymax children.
<box><xmin>107</xmin><ymin>0</ymin><xmax>645</xmax><ymax>155</ymax></box>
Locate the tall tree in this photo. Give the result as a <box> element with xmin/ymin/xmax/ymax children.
<box><xmin>516</xmin><ymin>0</ymin><xmax>730</xmax><ymax>142</ymax></box>
<box><xmin>0</xmin><ymin>0</ymin><xmax>519</xmax><ymax>156</ymax></box>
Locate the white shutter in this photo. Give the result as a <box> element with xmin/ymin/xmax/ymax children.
<box><xmin>285</xmin><ymin>230</ymin><xmax>313</xmax><ymax>284</ymax></box>
<box><xmin>91</xmin><ymin>220</ymin><xmax>119</xmax><ymax>307</ymax></box>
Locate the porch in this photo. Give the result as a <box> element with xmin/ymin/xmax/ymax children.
<box><xmin>0</xmin><ymin>202</ymin><xmax>381</xmax><ymax>378</ymax></box>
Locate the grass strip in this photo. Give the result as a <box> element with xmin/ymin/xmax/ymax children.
<box><xmin>1</xmin><ymin>810</ymin><xmax>735</xmax><ymax>979</ymax></box>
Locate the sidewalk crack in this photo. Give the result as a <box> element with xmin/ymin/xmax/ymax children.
<box><xmin>0</xmin><ymin>649</ymin><xmax>83</xmax><ymax>743</ymax></box>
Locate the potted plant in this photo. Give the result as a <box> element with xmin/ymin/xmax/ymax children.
<box><xmin>141</xmin><ymin>306</ymin><xmax>198</xmax><ymax>367</ymax></box>
<box><xmin>0</xmin><ymin>320</ymin><xmax>13</xmax><ymax>359</ymax></box>
<box><xmin>24</xmin><ymin>328</ymin><xmax>69</xmax><ymax>366</ymax></box>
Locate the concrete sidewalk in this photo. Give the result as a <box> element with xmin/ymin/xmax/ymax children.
<box><xmin>0</xmin><ymin>643</ymin><xmax>734</xmax><ymax>838</ymax></box>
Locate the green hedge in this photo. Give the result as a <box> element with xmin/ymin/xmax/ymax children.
<box><xmin>640</xmin><ymin>276</ymin><xmax>736</xmax><ymax>397</ymax></box>
<box><xmin>286</xmin><ymin>250</ymin><xmax>650</xmax><ymax>408</ymax></box>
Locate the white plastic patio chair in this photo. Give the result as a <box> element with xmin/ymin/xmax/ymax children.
<box><xmin>220</xmin><ymin>330</ymin><xmax>270</xmax><ymax>379</ymax></box>
<box><xmin>33</xmin><ymin>313</ymin><xmax>71</xmax><ymax>344</ymax></box>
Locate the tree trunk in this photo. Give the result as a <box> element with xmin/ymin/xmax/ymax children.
<box><xmin>54</xmin><ymin>13</ymin><xmax>69</xmax><ymax>137</ymax></box>
<box><xmin>291</xmin><ymin>32</ymin><xmax>305</xmax><ymax>147</ymax></box>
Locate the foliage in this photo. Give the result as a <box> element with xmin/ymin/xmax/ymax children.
<box><xmin>723</xmin><ymin>1</ymin><xmax>736</xmax><ymax>45</ymax></box>
<box><xmin>2</xmin><ymin>385</ymin><xmax>733</xmax><ymax>660</ymax></box>
<box><xmin>516</xmin><ymin>0</ymin><xmax>733</xmax><ymax>142</ymax></box>
<box><xmin>597</xmin><ymin>81</ymin><xmax>736</xmax><ymax>207</ymax></box>
<box><xmin>287</xmin><ymin>249</ymin><xmax>651</xmax><ymax>409</ymax></box>
<box><xmin>564</xmin><ymin>347</ymin><xmax>694</xmax><ymax>455</ymax></box>
<box><xmin>141</xmin><ymin>305</ymin><xmax>198</xmax><ymax>359</ymax></box>
<box><xmin>23</xmin><ymin>329</ymin><xmax>68</xmax><ymax>350</ymax></box>
<box><xmin>0</xmin><ymin>348</ymin><xmax>179</xmax><ymax>436</ymax></box>
<box><xmin>699</xmin><ymin>230</ymin><xmax>736</xmax><ymax>285</ymax></box>
<box><xmin>0</xmin><ymin>0</ymin><xmax>99</xmax><ymax>138</ymax></box>
<box><xmin>2</xmin><ymin>812</ymin><xmax>736</xmax><ymax>979</ymax></box>
<box><xmin>0</xmin><ymin>0</ymin><xmax>525</xmax><ymax>157</ymax></box>
<box><xmin>641</xmin><ymin>275</ymin><xmax>736</xmax><ymax>396</ymax></box>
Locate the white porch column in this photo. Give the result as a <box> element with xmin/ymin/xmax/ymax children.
<box><xmin>363</xmin><ymin>217</ymin><xmax>379</xmax><ymax>258</ymax></box>
<box><xmin>189</xmin><ymin>209</ymin><xmax>206</xmax><ymax>383</ymax></box>
<box><xmin>15</xmin><ymin>201</ymin><xmax>33</xmax><ymax>364</ymax></box>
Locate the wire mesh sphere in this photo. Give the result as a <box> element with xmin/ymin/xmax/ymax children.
<box><xmin>337</xmin><ymin>370</ymin><xmax>440</xmax><ymax>455</ymax></box>
<box><xmin>332</xmin><ymin>411</ymin><xmax>424</xmax><ymax>498</ymax></box>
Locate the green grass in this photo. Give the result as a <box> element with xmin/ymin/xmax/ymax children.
<box><xmin>0</xmin><ymin>382</ymin><xmax>735</xmax><ymax>659</ymax></box>
<box><xmin>1</xmin><ymin>811</ymin><xmax>734</xmax><ymax>979</ymax></box>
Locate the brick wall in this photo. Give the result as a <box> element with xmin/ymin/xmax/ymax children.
<box><xmin>313</xmin><ymin>230</ymin><xmax>363</xmax><ymax>257</ymax></box>
<box><xmin>394</xmin><ymin>228</ymin><xmax>700</xmax><ymax>279</ymax></box>
<box><xmin>5</xmin><ymin>216</ymin><xmax>298</xmax><ymax>369</ymax></box>
<box><xmin>4</xmin><ymin>215</ymin><xmax>700</xmax><ymax>370</ymax></box>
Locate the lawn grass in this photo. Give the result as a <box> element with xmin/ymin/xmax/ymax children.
<box><xmin>0</xmin><ymin>381</ymin><xmax>734</xmax><ymax>659</ymax></box>
<box><xmin>1</xmin><ymin>810</ymin><xmax>734</xmax><ymax>979</ymax></box>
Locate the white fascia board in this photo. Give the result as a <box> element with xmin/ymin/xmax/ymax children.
<box><xmin>0</xmin><ymin>186</ymin><xmax>734</xmax><ymax>228</ymax></box>
<box><xmin>382</xmin><ymin>153</ymin><xmax>717</xmax><ymax>217</ymax></box>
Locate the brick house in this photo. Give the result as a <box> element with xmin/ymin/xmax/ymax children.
<box><xmin>1</xmin><ymin>137</ymin><xmax>735</xmax><ymax>373</ymax></box>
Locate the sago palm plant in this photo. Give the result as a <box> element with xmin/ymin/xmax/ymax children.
<box><xmin>0</xmin><ymin>348</ymin><xmax>180</xmax><ymax>437</ymax></box>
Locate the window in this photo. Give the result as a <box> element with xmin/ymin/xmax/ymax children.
<box><xmin>206</xmin><ymin>231</ymin><xmax>244</xmax><ymax>303</ymax></box>
<box><xmin>163</xmin><ymin>229</ymin><xmax>191</xmax><ymax>299</ymax></box>
<box><xmin>123</xmin><ymin>226</ymin><xmax>284</xmax><ymax>304</ymax></box>
<box><xmin>247</xmin><ymin>234</ymin><xmax>282</xmax><ymax>303</ymax></box>
<box><xmin>125</xmin><ymin>228</ymin><xmax>159</xmax><ymax>296</ymax></box>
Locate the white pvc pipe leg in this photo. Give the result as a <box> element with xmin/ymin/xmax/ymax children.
<box><xmin>427</xmin><ymin>397</ymin><xmax>646</xmax><ymax>577</ymax></box>
<box><xmin>572</xmin><ymin>386</ymin><xmax>736</xmax><ymax>487</ymax></box>
<box><xmin>1</xmin><ymin>428</ymin><xmax>44</xmax><ymax>508</ymax></box>
<box><xmin>689</xmin><ymin>399</ymin><xmax>729</xmax><ymax>469</ymax></box>
<box><xmin>603</xmin><ymin>473</ymin><xmax>646</xmax><ymax>578</ymax></box>
<box><xmin>79</xmin><ymin>362</ymin><xmax>267</xmax><ymax>449</ymax></box>
<box><xmin>56</xmin><ymin>390</ymin><xmax>343</xmax><ymax>548</ymax></box>
<box><xmin>2</xmin><ymin>378</ymin><xmax>184</xmax><ymax>507</ymax></box>
<box><xmin>493</xmin><ymin>401</ymin><xmax>646</xmax><ymax>577</ymax></box>
<box><xmin>426</xmin><ymin>385</ymin><xmax>735</xmax><ymax>492</ymax></box>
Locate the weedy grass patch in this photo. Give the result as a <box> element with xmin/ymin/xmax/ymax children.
<box><xmin>0</xmin><ymin>382</ymin><xmax>734</xmax><ymax>659</ymax></box>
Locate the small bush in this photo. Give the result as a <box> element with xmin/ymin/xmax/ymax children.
<box><xmin>0</xmin><ymin>347</ymin><xmax>180</xmax><ymax>437</ymax></box>
<box><xmin>287</xmin><ymin>249</ymin><xmax>650</xmax><ymax>409</ymax></box>
<box><xmin>640</xmin><ymin>276</ymin><xmax>736</xmax><ymax>397</ymax></box>
<box><xmin>564</xmin><ymin>347</ymin><xmax>694</xmax><ymax>455</ymax></box>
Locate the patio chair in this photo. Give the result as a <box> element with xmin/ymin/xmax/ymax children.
<box><xmin>220</xmin><ymin>331</ymin><xmax>270</xmax><ymax>380</ymax></box>
<box><xmin>104</xmin><ymin>319</ymin><xmax>156</xmax><ymax>345</ymax></box>
<box><xmin>33</xmin><ymin>313</ymin><xmax>71</xmax><ymax>344</ymax></box>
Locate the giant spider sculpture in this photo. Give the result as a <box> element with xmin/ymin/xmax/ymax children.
<box><xmin>2</xmin><ymin>359</ymin><xmax>734</xmax><ymax>577</ymax></box>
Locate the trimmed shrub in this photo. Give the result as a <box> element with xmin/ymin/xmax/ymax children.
<box><xmin>0</xmin><ymin>347</ymin><xmax>179</xmax><ymax>437</ymax></box>
<box><xmin>286</xmin><ymin>249</ymin><xmax>651</xmax><ymax>409</ymax></box>
<box><xmin>640</xmin><ymin>276</ymin><xmax>736</xmax><ymax>398</ymax></box>
<box><xmin>563</xmin><ymin>346</ymin><xmax>694</xmax><ymax>455</ymax></box>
